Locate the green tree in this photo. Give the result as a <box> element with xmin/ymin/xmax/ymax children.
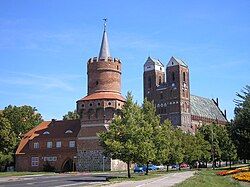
<box><xmin>153</xmin><ymin>120</ymin><xmax>172</xmax><ymax>170</ymax></box>
<box><xmin>231</xmin><ymin>85</ymin><xmax>250</xmax><ymax>161</ymax></box>
<box><xmin>168</xmin><ymin>128</ymin><xmax>184</xmax><ymax>170</ymax></box>
<box><xmin>1</xmin><ymin>105</ymin><xmax>43</xmax><ymax>169</ymax></box>
<box><xmin>63</xmin><ymin>110</ymin><xmax>80</xmax><ymax>120</ymax></box>
<box><xmin>0</xmin><ymin>115</ymin><xmax>17</xmax><ymax>166</ymax></box>
<box><xmin>99</xmin><ymin>92</ymin><xmax>141</xmax><ymax>178</ymax></box>
<box><xmin>2</xmin><ymin>105</ymin><xmax>43</xmax><ymax>140</ymax></box>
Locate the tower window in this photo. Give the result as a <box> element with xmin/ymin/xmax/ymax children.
<box><xmin>172</xmin><ymin>72</ymin><xmax>175</xmax><ymax>82</ymax></box>
<box><xmin>117</xmin><ymin>65</ymin><xmax>119</xmax><ymax>70</ymax></box>
<box><xmin>96</xmin><ymin>81</ymin><xmax>99</xmax><ymax>85</ymax></box>
<box><xmin>159</xmin><ymin>76</ymin><xmax>162</xmax><ymax>85</ymax></box>
<box><xmin>183</xmin><ymin>72</ymin><xmax>186</xmax><ymax>82</ymax></box>
<box><xmin>108</xmin><ymin>102</ymin><xmax>112</xmax><ymax>106</ymax></box>
<box><xmin>148</xmin><ymin>77</ymin><xmax>152</xmax><ymax>89</ymax></box>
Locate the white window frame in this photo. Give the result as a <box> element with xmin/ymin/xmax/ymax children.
<box><xmin>47</xmin><ymin>141</ymin><xmax>52</xmax><ymax>148</ymax></box>
<box><xmin>34</xmin><ymin>142</ymin><xmax>39</xmax><ymax>149</ymax></box>
<box><xmin>69</xmin><ymin>141</ymin><xmax>75</xmax><ymax>148</ymax></box>
<box><xmin>56</xmin><ymin>141</ymin><xmax>61</xmax><ymax>148</ymax></box>
<box><xmin>31</xmin><ymin>157</ymin><xmax>39</xmax><ymax>166</ymax></box>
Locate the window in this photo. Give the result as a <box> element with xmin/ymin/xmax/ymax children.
<box><xmin>34</xmin><ymin>142</ymin><xmax>39</xmax><ymax>149</ymax></box>
<box><xmin>47</xmin><ymin>141</ymin><xmax>52</xmax><ymax>148</ymax></box>
<box><xmin>56</xmin><ymin>141</ymin><xmax>61</xmax><ymax>148</ymax></box>
<box><xmin>172</xmin><ymin>72</ymin><xmax>175</xmax><ymax>81</ymax></box>
<box><xmin>44</xmin><ymin>156</ymin><xmax>57</xmax><ymax>162</ymax></box>
<box><xmin>31</xmin><ymin>157</ymin><xmax>39</xmax><ymax>166</ymax></box>
<box><xmin>96</xmin><ymin>81</ymin><xmax>99</xmax><ymax>85</ymax></box>
<box><xmin>108</xmin><ymin>102</ymin><xmax>112</xmax><ymax>106</ymax></box>
<box><xmin>69</xmin><ymin>141</ymin><xmax>75</xmax><ymax>148</ymax></box>
<box><xmin>160</xmin><ymin>92</ymin><xmax>163</xmax><ymax>99</ymax></box>
<box><xmin>65</xmin><ymin>130</ymin><xmax>73</xmax><ymax>134</ymax></box>
<box><xmin>159</xmin><ymin>76</ymin><xmax>162</xmax><ymax>85</ymax></box>
<box><xmin>183</xmin><ymin>72</ymin><xmax>186</xmax><ymax>82</ymax></box>
<box><xmin>148</xmin><ymin>77</ymin><xmax>152</xmax><ymax>89</ymax></box>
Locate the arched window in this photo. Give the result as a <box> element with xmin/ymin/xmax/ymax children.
<box><xmin>148</xmin><ymin>77</ymin><xmax>152</xmax><ymax>89</ymax></box>
<box><xmin>172</xmin><ymin>72</ymin><xmax>175</xmax><ymax>82</ymax></box>
<box><xmin>159</xmin><ymin>76</ymin><xmax>162</xmax><ymax>85</ymax></box>
<box><xmin>183</xmin><ymin>72</ymin><xmax>186</xmax><ymax>82</ymax></box>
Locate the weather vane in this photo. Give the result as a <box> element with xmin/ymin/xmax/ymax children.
<box><xmin>103</xmin><ymin>18</ymin><xmax>107</xmax><ymax>31</ymax></box>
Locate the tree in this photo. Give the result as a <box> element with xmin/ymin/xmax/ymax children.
<box><xmin>153</xmin><ymin>120</ymin><xmax>172</xmax><ymax>171</ymax></box>
<box><xmin>168</xmin><ymin>128</ymin><xmax>184</xmax><ymax>170</ymax></box>
<box><xmin>1</xmin><ymin>105</ymin><xmax>43</xmax><ymax>169</ymax></box>
<box><xmin>63</xmin><ymin>110</ymin><xmax>80</xmax><ymax>120</ymax></box>
<box><xmin>2</xmin><ymin>105</ymin><xmax>43</xmax><ymax>140</ymax></box>
<box><xmin>99</xmin><ymin>92</ymin><xmax>142</xmax><ymax>178</ymax></box>
<box><xmin>0</xmin><ymin>114</ymin><xmax>17</xmax><ymax>166</ymax></box>
<box><xmin>231</xmin><ymin>85</ymin><xmax>250</xmax><ymax>161</ymax></box>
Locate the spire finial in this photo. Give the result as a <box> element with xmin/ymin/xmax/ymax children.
<box><xmin>103</xmin><ymin>18</ymin><xmax>107</xmax><ymax>31</ymax></box>
<box><xmin>99</xmin><ymin>18</ymin><xmax>111</xmax><ymax>59</ymax></box>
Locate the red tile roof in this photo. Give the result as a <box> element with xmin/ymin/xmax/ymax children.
<box><xmin>16</xmin><ymin>119</ymin><xmax>80</xmax><ymax>155</ymax></box>
<box><xmin>78</xmin><ymin>92</ymin><xmax>125</xmax><ymax>102</ymax></box>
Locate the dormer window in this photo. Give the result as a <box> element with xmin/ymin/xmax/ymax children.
<box><xmin>65</xmin><ymin>130</ymin><xmax>73</xmax><ymax>134</ymax></box>
<box><xmin>43</xmin><ymin>131</ymin><xmax>50</xmax><ymax>135</ymax></box>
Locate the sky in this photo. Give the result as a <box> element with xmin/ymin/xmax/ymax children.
<box><xmin>0</xmin><ymin>0</ymin><xmax>249</xmax><ymax>121</ymax></box>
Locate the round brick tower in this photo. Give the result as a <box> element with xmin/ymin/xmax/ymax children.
<box><xmin>76</xmin><ymin>20</ymin><xmax>126</xmax><ymax>171</ymax></box>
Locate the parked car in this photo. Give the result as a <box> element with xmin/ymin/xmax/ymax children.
<box><xmin>171</xmin><ymin>164</ymin><xmax>179</xmax><ymax>169</ymax></box>
<box><xmin>155</xmin><ymin>165</ymin><xmax>165</xmax><ymax>170</ymax></box>
<box><xmin>143</xmin><ymin>164</ymin><xmax>157</xmax><ymax>171</ymax></box>
<box><xmin>180</xmin><ymin>163</ymin><xmax>189</xmax><ymax>168</ymax></box>
<box><xmin>134</xmin><ymin>164</ymin><xmax>145</xmax><ymax>173</ymax></box>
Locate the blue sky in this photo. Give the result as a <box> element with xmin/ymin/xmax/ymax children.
<box><xmin>0</xmin><ymin>0</ymin><xmax>249</xmax><ymax>120</ymax></box>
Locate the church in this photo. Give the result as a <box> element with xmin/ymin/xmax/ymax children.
<box><xmin>15</xmin><ymin>22</ymin><xmax>227</xmax><ymax>172</ymax></box>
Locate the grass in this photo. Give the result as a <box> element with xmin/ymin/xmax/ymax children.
<box><xmin>0</xmin><ymin>171</ymin><xmax>54</xmax><ymax>177</ymax></box>
<box><xmin>175</xmin><ymin>169</ymin><xmax>250</xmax><ymax>187</ymax></box>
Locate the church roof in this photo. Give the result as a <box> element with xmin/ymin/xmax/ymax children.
<box><xmin>78</xmin><ymin>92</ymin><xmax>126</xmax><ymax>102</ymax></box>
<box><xmin>190</xmin><ymin>95</ymin><xmax>227</xmax><ymax>122</ymax></box>
<box><xmin>16</xmin><ymin>119</ymin><xmax>80</xmax><ymax>155</ymax></box>
<box><xmin>167</xmin><ymin>56</ymin><xmax>188</xmax><ymax>67</ymax></box>
<box><xmin>99</xmin><ymin>22</ymin><xmax>111</xmax><ymax>59</ymax></box>
<box><xmin>144</xmin><ymin>56</ymin><xmax>164</xmax><ymax>67</ymax></box>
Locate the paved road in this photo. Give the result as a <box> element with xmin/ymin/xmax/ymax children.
<box><xmin>0</xmin><ymin>173</ymin><xmax>109</xmax><ymax>187</ymax></box>
<box><xmin>0</xmin><ymin>171</ymin><xmax>195</xmax><ymax>187</ymax></box>
<box><xmin>108</xmin><ymin>171</ymin><xmax>195</xmax><ymax>187</ymax></box>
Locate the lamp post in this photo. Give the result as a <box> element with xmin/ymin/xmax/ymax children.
<box><xmin>102</xmin><ymin>156</ymin><xmax>105</xmax><ymax>172</ymax></box>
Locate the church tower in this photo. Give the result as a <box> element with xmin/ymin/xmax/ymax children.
<box><xmin>76</xmin><ymin>20</ymin><xmax>126</xmax><ymax>171</ymax></box>
<box><xmin>166</xmin><ymin>57</ymin><xmax>192</xmax><ymax>132</ymax></box>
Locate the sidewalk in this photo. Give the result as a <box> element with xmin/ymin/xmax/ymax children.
<box><xmin>101</xmin><ymin>171</ymin><xmax>195</xmax><ymax>187</ymax></box>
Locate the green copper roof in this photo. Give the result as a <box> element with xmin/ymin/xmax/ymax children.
<box><xmin>190</xmin><ymin>95</ymin><xmax>227</xmax><ymax>122</ymax></box>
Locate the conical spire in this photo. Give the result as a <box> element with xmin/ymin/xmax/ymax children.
<box><xmin>99</xmin><ymin>18</ymin><xmax>111</xmax><ymax>59</ymax></box>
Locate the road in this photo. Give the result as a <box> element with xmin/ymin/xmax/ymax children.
<box><xmin>0</xmin><ymin>171</ymin><xmax>195</xmax><ymax>187</ymax></box>
<box><xmin>0</xmin><ymin>173</ymin><xmax>109</xmax><ymax>187</ymax></box>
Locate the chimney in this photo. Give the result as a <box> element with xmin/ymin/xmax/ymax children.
<box><xmin>216</xmin><ymin>98</ymin><xmax>219</xmax><ymax>106</ymax></box>
<box><xmin>224</xmin><ymin>109</ymin><xmax>227</xmax><ymax>119</ymax></box>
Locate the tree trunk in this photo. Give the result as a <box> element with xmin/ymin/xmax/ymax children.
<box><xmin>206</xmin><ymin>161</ymin><xmax>207</xmax><ymax>168</ymax></box>
<box><xmin>127</xmin><ymin>161</ymin><xmax>131</xmax><ymax>178</ymax></box>
<box><xmin>179</xmin><ymin>163</ymin><xmax>181</xmax><ymax>171</ymax></box>
<box><xmin>229</xmin><ymin>159</ymin><xmax>231</xmax><ymax>169</ymax></box>
<box><xmin>226</xmin><ymin>161</ymin><xmax>227</xmax><ymax>166</ymax></box>
<box><xmin>167</xmin><ymin>165</ymin><xmax>169</xmax><ymax>172</ymax></box>
<box><xmin>244</xmin><ymin>159</ymin><xmax>246</xmax><ymax>164</ymax></box>
<box><xmin>219</xmin><ymin>161</ymin><xmax>221</xmax><ymax>167</ymax></box>
<box><xmin>145</xmin><ymin>162</ymin><xmax>149</xmax><ymax>175</ymax></box>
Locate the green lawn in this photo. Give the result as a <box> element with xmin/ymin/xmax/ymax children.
<box><xmin>0</xmin><ymin>171</ymin><xmax>54</xmax><ymax>177</ymax></box>
<box><xmin>175</xmin><ymin>169</ymin><xmax>250</xmax><ymax>187</ymax></box>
